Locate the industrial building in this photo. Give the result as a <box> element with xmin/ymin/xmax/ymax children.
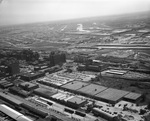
<box><xmin>34</xmin><ymin>65</ymin><xmax>49</xmax><ymax>71</ymax></box>
<box><xmin>61</xmin><ymin>81</ymin><xmax>89</xmax><ymax>92</ymax></box>
<box><xmin>95</xmin><ymin>88</ymin><xmax>129</xmax><ymax>104</ymax></box>
<box><xmin>39</xmin><ymin>65</ymin><xmax>62</xmax><ymax>74</ymax></box>
<box><xmin>51</xmin><ymin>92</ymin><xmax>74</xmax><ymax>101</ymax></box>
<box><xmin>33</xmin><ymin>87</ymin><xmax>58</xmax><ymax>99</ymax></box>
<box><xmin>21</xmin><ymin>103</ymin><xmax>48</xmax><ymax>118</ymax></box>
<box><xmin>20</xmin><ymin>72</ymin><xmax>45</xmax><ymax>81</ymax></box>
<box><xmin>104</xmin><ymin>69</ymin><xmax>127</xmax><ymax>75</ymax></box>
<box><xmin>27</xmin><ymin>97</ymin><xmax>49</xmax><ymax>108</ymax></box>
<box><xmin>77</xmin><ymin>59</ymin><xmax>109</xmax><ymax>72</ymax></box>
<box><xmin>50</xmin><ymin>92</ymin><xmax>88</xmax><ymax>110</ymax></box>
<box><xmin>93</xmin><ymin>100</ymin><xmax>146</xmax><ymax>121</ymax></box>
<box><xmin>37</xmin><ymin>74</ymin><xmax>74</xmax><ymax>88</ymax></box>
<box><xmin>78</xmin><ymin>64</ymin><xmax>101</xmax><ymax>72</ymax></box>
<box><xmin>67</xmin><ymin>96</ymin><xmax>87</xmax><ymax>109</ymax></box>
<box><xmin>9</xmin><ymin>86</ymin><xmax>31</xmax><ymax>97</ymax></box>
<box><xmin>92</xmin><ymin>107</ymin><xmax>117</xmax><ymax>121</ymax></box>
<box><xmin>0</xmin><ymin>92</ymin><xmax>23</xmax><ymax>106</ymax></box>
<box><xmin>77</xmin><ymin>84</ymin><xmax>108</xmax><ymax>97</ymax></box>
<box><xmin>57</xmin><ymin>71</ymin><xmax>95</xmax><ymax>82</ymax></box>
<box><xmin>0</xmin><ymin>104</ymin><xmax>33</xmax><ymax>121</ymax></box>
<box><xmin>50</xmin><ymin>92</ymin><xmax>74</xmax><ymax>106</ymax></box>
<box><xmin>123</xmin><ymin>92</ymin><xmax>142</xmax><ymax>103</ymax></box>
<box><xmin>0</xmin><ymin>80</ymin><xmax>13</xmax><ymax>89</ymax></box>
<box><xmin>19</xmin><ymin>82</ymin><xmax>39</xmax><ymax>91</ymax></box>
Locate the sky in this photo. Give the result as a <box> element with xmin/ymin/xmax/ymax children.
<box><xmin>0</xmin><ymin>0</ymin><xmax>150</xmax><ymax>26</ymax></box>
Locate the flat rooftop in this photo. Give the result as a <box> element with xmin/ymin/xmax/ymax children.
<box><xmin>78</xmin><ymin>84</ymin><xmax>108</xmax><ymax>96</ymax></box>
<box><xmin>34</xmin><ymin>87</ymin><xmax>57</xmax><ymax>98</ymax></box>
<box><xmin>95</xmin><ymin>88</ymin><xmax>129</xmax><ymax>103</ymax></box>
<box><xmin>0</xmin><ymin>92</ymin><xmax>22</xmax><ymax>105</ymax></box>
<box><xmin>67</xmin><ymin>96</ymin><xmax>86</xmax><ymax>105</ymax></box>
<box><xmin>20</xmin><ymin>82</ymin><xmax>38</xmax><ymax>88</ymax></box>
<box><xmin>20</xmin><ymin>72</ymin><xmax>43</xmax><ymax>77</ymax></box>
<box><xmin>61</xmin><ymin>81</ymin><xmax>89</xmax><ymax>91</ymax></box>
<box><xmin>56</xmin><ymin>72</ymin><xmax>95</xmax><ymax>82</ymax></box>
<box><xmin>124</xmin><ymin>92</ymin><xmax>142</xmax><ymax>101</ymax></box>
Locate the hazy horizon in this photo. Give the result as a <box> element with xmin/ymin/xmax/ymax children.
<box><xmin>0</xmin><ymin>0</ymin><xmax>150</xmax><ymax>26</ymax></box>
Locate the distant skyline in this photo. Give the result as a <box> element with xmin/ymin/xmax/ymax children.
<box><xmin>0</xmin><ymin>0</ymin><xmax>150</xmax><ymax>26</ymax></box>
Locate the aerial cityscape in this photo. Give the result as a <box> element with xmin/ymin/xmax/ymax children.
<box><xmin>0</xmin><ymin>0</ymin><xmax>150</xmax><ymax>121</ymax></box>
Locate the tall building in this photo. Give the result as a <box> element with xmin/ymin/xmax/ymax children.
<box><xmin>49</xmin><ymin>51</ymin><xmax>66</xmax><ymax>66</ymax></box>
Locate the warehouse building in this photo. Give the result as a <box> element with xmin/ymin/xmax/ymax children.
<box><xmin>77</xmin><ymin>84</ymin><xmax>108</xmax><ymax>98</ymax></box>
<box><xmin>95</xmin><ymin>88</ymin><xmax>129</xmax><ymax>104</ymax></box>
<box><xmin>0</xmin><ymin>80</ymin><xmax>13</xmax><ymax>89</ymax></box>
<box><xmin>39</xmin><ymin>65</ymin><xmax>62</xmax><ymax>74</ymax></box>
<box><xmin>92</xmin><ymin>107</ymin><xmax>117</xmax><ymax>121</ymax></box>
<box><xmin>0</xmin><ymin>104</ymin><xmax>33</xmax><ymax>121</ymax></box>
<box><xmin>37</xmin><ymin>73</ymin><xmax>74</xmax><ymax>88</ymax></box>
<box><xmin>67</xmin><ymin>96</ymin><xmax>87</xmax><ymax>109</ymax></box>
<box><xmin>33</xmin><ymin>87</ymin><xmax>57</xmax><ymax>99</ymax></box>
<box><xmin>61</xmin><ymin>81</ymin><xmax>89</xmax><ymax>92</ymax></box>
<box><xmin>51</xmin><ymin>92</ymin><xmax>75</xmax><ymax>106</ymax></box>
<box><xmin>0</xmin><ymin>92</ymin><xmax>23</xmax><ymax>106</ymax></box>
<box><xmin>123</xmin><ymin>92</ymin><xmax>142</xmax><ymax>103</ymax></box>
<box><xmin>20</xmin><ymin>72</ymin><xmax>45</xmax><ymax>81</ymax></box>
<box><xmin>21</xmin><ymin>103</ymin><xmax>48</xmax><ymax>118</ymax></box>
<box><xmin>9</xmin><ymin>86</ymin><xmax>31</xmax><ymax>97</ymax></box>
<box><xmin>87</xmin><ymin>65</ymin><xmax>101</xmax><ymax>72</ymax></box>
<box><xmin>105</xmin><ymin>69</ymin><xmax>127</xmax><ymax>75</ymax></box>
<box><xmin>19</xmin><ymin>82</ymin><xmax>39</xmax><ymax>91</ymax></box>
<box><xmin>78</xmin><ymin>64</ymin><xmax>108</xmax><ymax>72</ymax></box>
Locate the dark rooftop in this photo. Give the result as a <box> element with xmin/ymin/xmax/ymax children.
<box><xmin>78</xmin><ymin>84</ymin><xmax>108</xmax><ymax>96</ymax></box>
<box><xmin>124</xmin><ymin>92</ymin><xmax>142</xmax><ymax>101</ymax></box>
<box><xmin>61</xmin><ymin>81</ymin><xmax>89</xmax><ymax>91</ymax></box>
<box><xmin>95</xmin><ymin>88</ymin><xmax>129</xmax><ymax>103</ymax></box>
<box><xmin>34</xmin><ymin>87</ymin><xmax>57</xmax><ymax>98</ymax></box>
